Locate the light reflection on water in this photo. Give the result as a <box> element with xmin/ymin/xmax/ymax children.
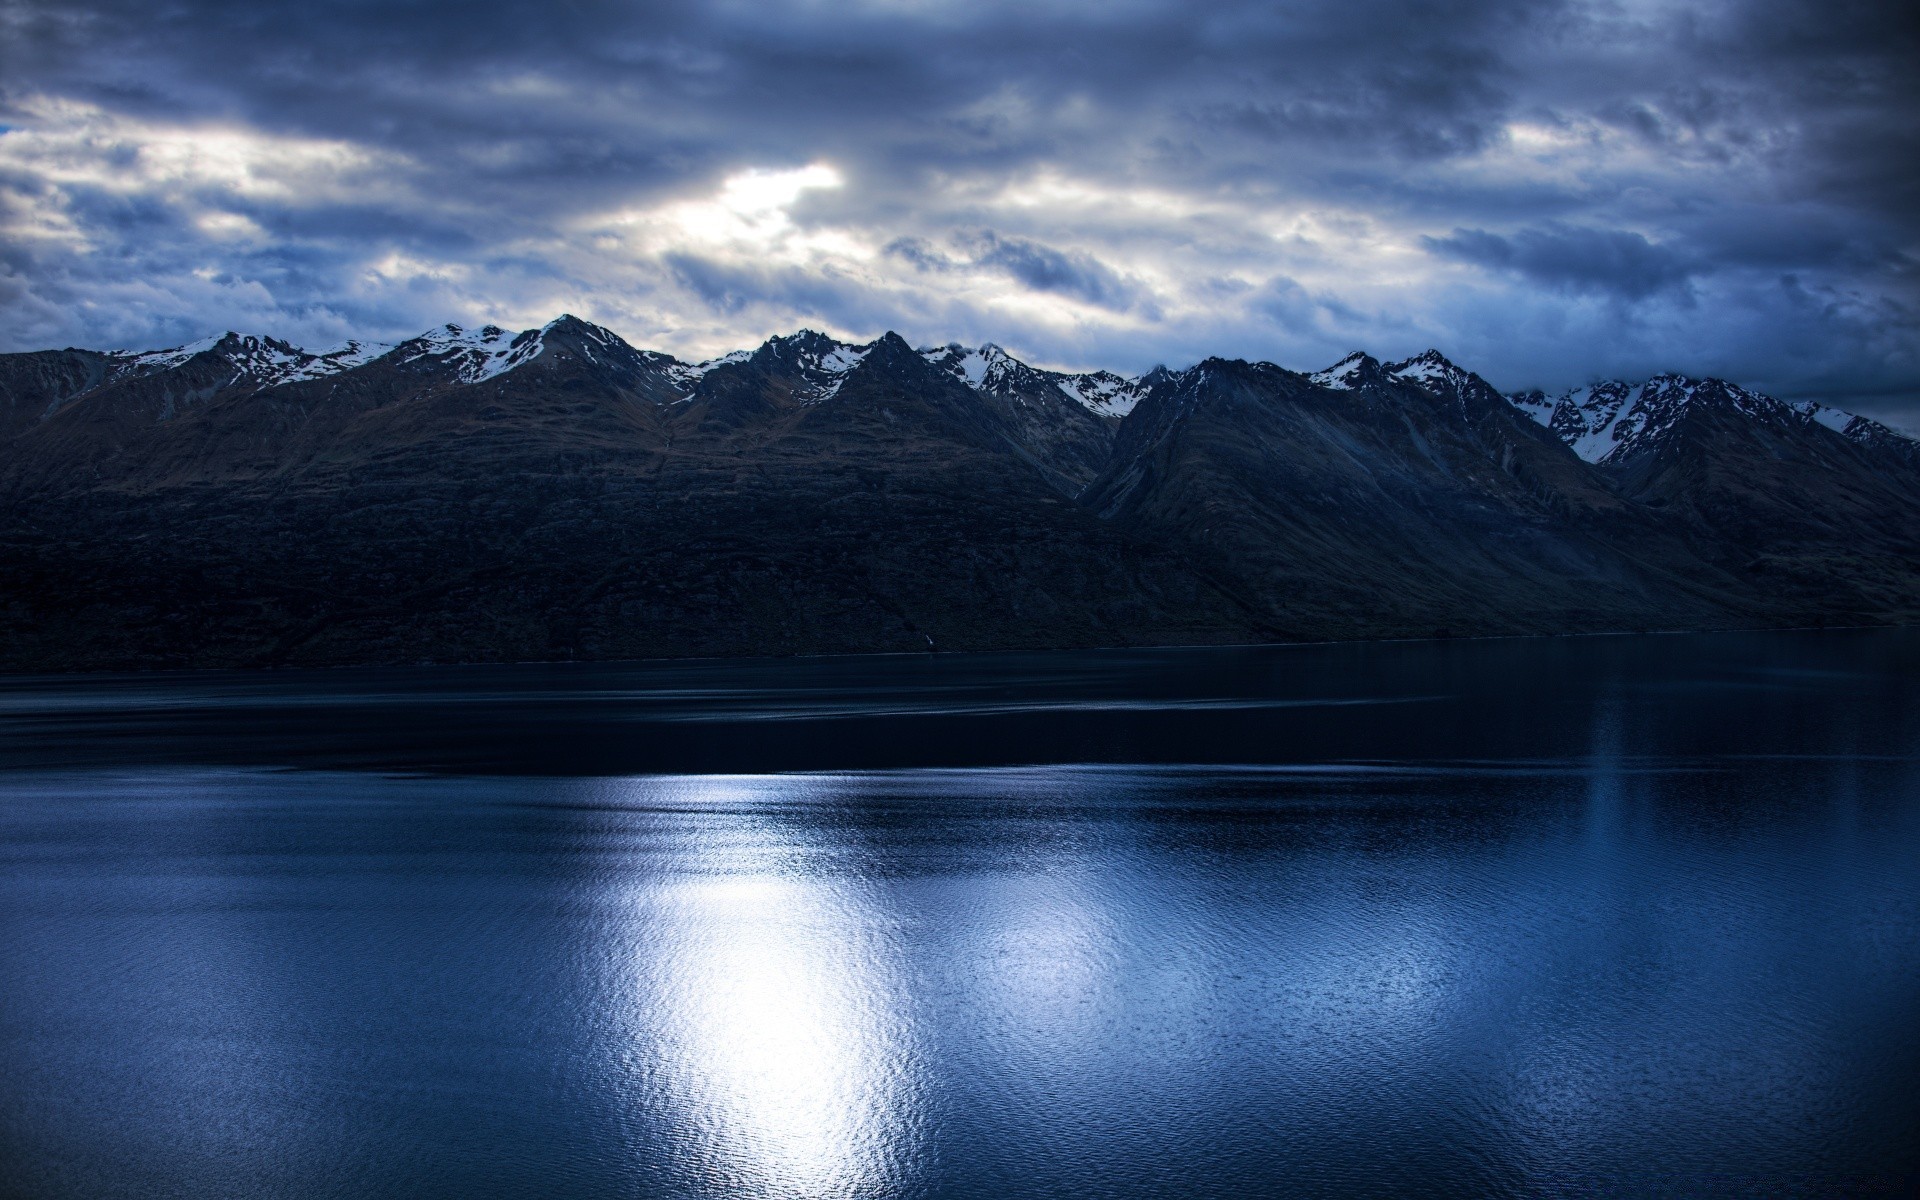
<box><xmin>0</xmin><ymin>630</ymin><xmax>1917</xmax><ymax>1198</ymax></box>
<box><xmin>620</xmin><ymin>779</ymin><xmax>924</xmax><ymax>1199</ymax></box>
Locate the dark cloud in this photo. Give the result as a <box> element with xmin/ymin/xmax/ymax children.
<box><xmin>963</xmin><ymin>233</ymin><xmax>1139</xmax><ymax>311</ymax></box>
<box><xmin>0</xmin><ymin>0</ymin><xmax>1913</xmax><ymax>418</ymax></box>
<box><xmin>1425</xmin><ymin>225</ymin><xmax>1697</xmax><ymax>299</ymax></box>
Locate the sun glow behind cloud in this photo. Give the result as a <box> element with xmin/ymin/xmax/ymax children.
<box><xmin>638</xmin><ymin>163</ymin><xmax>850</xmax><ymax>251</ymax></box>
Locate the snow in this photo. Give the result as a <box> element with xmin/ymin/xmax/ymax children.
<box><xmin>1568</xmin><ymin>407</ymin><xmax>1628</xmax><ymax>463</ymax></box>
<box><xmin>919</xmin><ymin>343</ymin><xmax>1005</xmax><ymax>390</ymax></box>
<box><xmin>109</xmin><ymin>332</ymin><xmax>395</xmax><ymax>388</ymax></box>
<box><xmin>1797</xmin><ymin>401</ymin><xmax>1857</xmax><ymax>435</ymax></box>
<box><xmin>920</xmin><ymin>342</ymin><xmax>1145</xmax><ymax>416</ymax></box>
<box><xmin>1309</xmin><ymin>352</ymin><xmax>1371</xmax><ymax>390</ymax></box>
<box><xmin>817</xmin><ymin>345</ymin><xmax>866</xmax><ymax>373</ymax></box>
<box><xmin>275</xmin><ymin>339</ymin><xmax>393</xmax><ymax>384</ymax></box>
<box><xmin>663</xmin><ymin>351</ymin><xmax>753</xmax><ymax>394</ymax></box>
<box><xmin>122</xmin><ymin>334</ymin><xmax>227</xmax><ymax>373</ymax></box>
<box><xmin>1508</xmin><ymin>392</ymin><xmax>1558</xmax><ymax>427</ymax></box>
<box><xmin>803</xmin><ymin>343</ymin><xmax>870</xmax><ymax>402</ymax></box>
<box><xmin>1507</xmin><ymin>374</ymin><xmax>1844</xmax><ymax>465</ymax></box>
<box><xmin>1565</xmin><ymin>379</ymin><xmax>1691</xmax><ymax>464</ymax></box>
<box><xmin>659</xmin><ymin>334</ymin><xmax>871</xmax><ymax>403</ymax></box>
<box><xmin>1392</xmin><ymin>362</ymin><xmax>1448</xmax><ymax>383</ymax></box>
<box><xmin>397</xmin><ymin>323</ymin><xmax>545</xmax><ymax>384</ymax></box>
<box><xmin>954</xmin><ymin>349</ymin><xmax>990</xmax><ymax>387</ymax></box>
<box><xmin>1386</xmin><ymin>351</ymin><xmax>1462</xmax><ymax>386</ymax></box>
<box><xmin>1057</xmin><ymin>371</ymin><xmax>1145</xmax><ymax>417</ymax></box>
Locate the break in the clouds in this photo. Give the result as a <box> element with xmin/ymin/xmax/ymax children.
<box><xmin>0</xmin><ymin>0</ymin><xmax>1916</xmax><ymax>416</ymax></box>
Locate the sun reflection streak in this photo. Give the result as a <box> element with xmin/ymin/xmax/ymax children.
<box><xmin>619</xmin><ymin>777</ymin><xmax>923</xmax><ymax>1199</ymax></box>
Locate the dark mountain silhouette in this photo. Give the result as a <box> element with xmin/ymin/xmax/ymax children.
<box><xmin>1</xmin><ymin>318</ymin><xmax>1915</xmax><ymax>670</ymax></box>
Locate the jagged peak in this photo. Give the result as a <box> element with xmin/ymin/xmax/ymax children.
<box><xmin>539</xmin><ymin>313</ymin><xmax>620</xmax><ymax>340</ymax></box>
<box><xmin>396</xmin><ymin>322</ymin><xmax>518</xmax><ymax>354</ymax></box>
<box><xmin>1507</xmin><ymin>373</ymin><xmax>1835</xmax><ymax>464</ymax></box>
<box><xmin>1308</xmin><ymin>351</ymin><xmax>1380</xmax><ymax>391</ymax></box>
<box><xmin>46</xmin><ymin>325</ymin><xmax>1920</xmax><ymax>457</ymax></box>
<box><xmin>104</xmin><ymin>330</ymin><xmax>392</xmax><ymax>388</ymax></box>
<box><xmin>705</xmin><ymin>328</ymin><xmax>878</xmax><ymax>404</ymax></box>
<box><xmin>116</xmin><ymin>331</ymin><xmax>257</xmax><ymax>371</ymax></box>
<box><xmin>760</xmin><ymin>327</ymin><xmax>851</xmax><ymax>354</ymax></box>
<box><xmin>916</xmin><ymin>340</ymin><xmax>1148</xmax><ymax>417</ymax></box>
<box><xmin>393</xmin><ymin>322</ymin><xmax>544</xmax><ymax>385</ymax></box>
<box><xmin>1385</xmin><ymin>348</ymin><xmax>1472</xmax><ymax>385</ymax></box>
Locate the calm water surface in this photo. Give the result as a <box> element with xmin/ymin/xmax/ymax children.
<box><xmin>2</xmin><ymin>630</ymin><xmax>1918</xmax><ymax>1197</ymax></box>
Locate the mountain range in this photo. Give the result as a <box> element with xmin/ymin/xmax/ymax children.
<box><xmin>1</xmin><ymin>315</ymin><xmax>1916</xmax><ymax>670</ymax></box>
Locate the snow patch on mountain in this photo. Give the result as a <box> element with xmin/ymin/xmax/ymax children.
<box><xmin>1524</xmin><ymin>378</ymin><xmax>1733</xmax><ymax>463</ymax></box>
<box><xmin>761</xmin><ymin>333</ymin><xmax>872</xmax><ymax>403</ymax></box>
<box><xmin>1797</xmin><ymin>401</ymin><xmax>1856</xmax><ymax>435</ymax></box>
<box><xmin>1793</xmin><ymin>402</ymin><xmax>1920</xmax><ymax>453</ymax></box>
<box><xmin>275</xmin><ymin>339</ymin><xmax>392</xmax><ymax>383</ymax></box>
<box><xmin>1505</xmin><ymin>375</ymin><xmax>1917</xmax><ymax>465</ymax></box>
<box><xmin>119</xmin><ymin>334</ymin><xmax>229</xmax><ymax>374</ymax></box>
<box><xmin>919</xmin><ymin>342</ymin><xmax>1146</xmax><ymax>417</ymax></box>
<box><xmin>944</xmin><ymin>347</ymin><xmax>993</xmax><ymax>388</ymax></box>
<box><xmin>397</xmin><ymin>324</ymin><xmax>545</xmax><ymax>384</ymax></box>
<box><xmin>1056</xmin><ymin>372</ymin><xmax>1146</xmax><ymax>417</ymax></box>
<box><xmin>1309</xmin><ymin>352</ymin><xmax>1374</xmax><ymax>391</ymax></box>
<box><xmin>809</xmin><ymin>345</ymin><xmax>869</xmax><ymax>402</ymax></box>
<box><xmin>664</xmin><ymin>350</ymin><xmax>752</xmax><ymax>393</ymax></box>
<box><xmin>109</xmin><ymin>332</ymin><xmax>395</xmax><ymax>389</ymax></box>
<box><xmin>1385</xmin><ymin>349</ymin><xmax>1476</xmax><ymax>392</ymax></box>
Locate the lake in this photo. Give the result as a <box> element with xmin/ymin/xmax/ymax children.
<box><xmin>2</xmin><ymin>630</ymin><xmax>1917</xmax><ymax>1197</ymax></box>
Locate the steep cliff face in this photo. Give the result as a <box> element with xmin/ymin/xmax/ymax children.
<box><xmin>0</xmin><ymin>320</ymin><xmax>1915</xmax><ymax>670</ymax></box>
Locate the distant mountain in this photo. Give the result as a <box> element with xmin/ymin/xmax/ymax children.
<box><xmin>1509</xmin><ymin>375</ymin><xmax>1917</xmax><ymax>468</ymax></box>
<box><xmin>1508</xmin><ymin>373</ymin><xmax>1920</xmax><ymax>615</ymax></box>
<box><xmin>0</xmin><ymin>320</ymin><xmax>1915</xmax><ymax>670</ymax></box>
<box><xmin>1087</xmin><ymin>350</ymin><xmax>1748</xmax><ymax>641</ymax></box>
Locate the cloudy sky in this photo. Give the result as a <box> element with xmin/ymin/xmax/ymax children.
<box><xmin>1</xmin><ymin>0</ymin><xmax>1915</xmax><ymax>415</ymax></box>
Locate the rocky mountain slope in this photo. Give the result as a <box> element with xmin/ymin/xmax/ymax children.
<box><xmin>0</xmin><ymin>318</ymin><xmax>1915</xmax><ymax>670</ymax></box>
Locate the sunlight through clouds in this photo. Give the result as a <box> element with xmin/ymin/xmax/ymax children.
<box><xmin>0</xmin><ymin>97</ymin><xmax>399</xmax><ymax>203</ymax></box>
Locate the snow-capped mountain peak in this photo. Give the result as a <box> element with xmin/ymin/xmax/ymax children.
<box><xmin>918</xmin><ymin>342</ymin><xmax>1146</xmax><ymax>417</ymax></box>
<box><xmin>1502</xmin><ymin>373</ymin><xmax>1911</xmax><ymax>465</ymax></box>
<box><xmin>919</xmin><ymin>342</ymin><xmax>1045</xmax><ymax>394</ymax></box>
<box><xmin>1784</xmin><ymin>399</ymin><xmax>1920</xmax><ymax>449</ymax></box>
<box><xmin>750</xmin><ymin>330</ymin><xmax>872</xmax><ymax>402</ymax></box>
<box><xmin>71</xmin><ymin>322</ymin><xmax>1920</xmax><ymax>467</ymax></box>
<box><xmin>109</xmin><ymin>331</ymin><xmax>394</xmax><ymax>389</ymax></box>
<box><xmin>1309</xmin><ymin>352</ymin><xmax>1379</xmax><ymax>391</ymax></box>
<box><xmin>394</xmin><ymin>323</ymin><xmax>546</xmax><ymax>384</ymax></box>
<box><xmin>118</xmin><ymin>333</ymin><xmax>234</xmax><ymax>373</ymax></box>
<box><xmin>655</xmin><ymin>330</ymin><xmax>877</xmax><ymax>404</ymax></box>
<box><xmin>663</xmin><ymin>349</ymin><xmax>752</xmax><ymax>393</ymax></box>
<box><xmin>919</xmin><ymin>342</ymin><xmax>1007</xmax><ymax>390</ymax></box>
<box><xmin>1385</xmin><ymin>349</ymin><xmax>1473</xmax><ymax>389</ymax></box>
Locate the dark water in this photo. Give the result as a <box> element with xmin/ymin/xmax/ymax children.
<box><xmin>2</xmin><ymin>631</ymin><xmax>1918</xmax><ymax>1198</ymax></box>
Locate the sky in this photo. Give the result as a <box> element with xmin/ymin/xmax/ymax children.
<box><xmin>1</xmin><ymin>0</ymin><xmax>1916</xmax><ymax>417</ymax></box>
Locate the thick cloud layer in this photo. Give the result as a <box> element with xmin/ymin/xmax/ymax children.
<box><xmin>1</xmin><ymin>0</ymin><xmax>1915</xmax><ymax>416</ymax></box>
